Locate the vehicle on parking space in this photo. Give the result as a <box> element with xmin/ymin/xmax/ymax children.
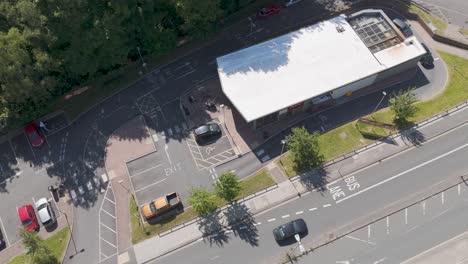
<box><xmin>141</xmin><ymin>192</ymin><xmax>181</xmax><ymax>220</ymax></box>
<box><xmin>273</xmin><ymin>219</ymin><xmax>308</xmax><ymax>241</ymax></box>
<box><xmin>35</xmin><ymin>198</ymin><xmax>57</xmax><ymax>227</ymax></box>
<box><xmin>257</xmin><ymin>4</ymin><xmax>281</xmax><ymax>18</ymax></box>
<box><xmin>24</xmin><ymin>123</ymin><xmax>44</xmax><ymax>147</ymax></box>
<box><xmin>194</xmin><ymin>122</ymin><xmax>222</xmax><ymax>143</ymax></box>
<box><xmin>283</xmin><ymin>0</ymin><xmax>303</xmax><ymax>7</ymax></box>
<box><xmin>420</xmin><ymin>43</ymin><xmax>434</xmax><ymax>69</ymax></box>
<box><xmin>392</xmin><ymin>18</ymin><xmax>412</xmax><ymax>37</ymax></box>
<box><xmin>18</xmin><ymin>204</ymin><xmax>39</xmax><ymax>231</ymax></box>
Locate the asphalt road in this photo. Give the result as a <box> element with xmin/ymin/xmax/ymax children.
<box><xmin>150</xmin><ymin>119</ymin><xmax>468</xmax><ymax>264</ymax></box>
<box><xmin>0</xmin><ymin>1</ymin><xmax>449</xmax><ymax>264</ymax></box>
<box><xmin>415</xmin><ymin>0</ymin><xmax>468</xmax><ymax>28</ymax></box>
<box><xmin>296</xmin><ymin>182</ymin><xmax>468</xmax><ymax>264</ymax></box>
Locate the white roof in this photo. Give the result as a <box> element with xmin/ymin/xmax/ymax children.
<box><xmin>216</xmin><ymin>15</ymin><xmax>425</xmax><ymax>122</ymax></box>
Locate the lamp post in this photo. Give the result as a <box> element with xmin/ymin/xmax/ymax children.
<box><xmin>279</xmin><ymin>139</ymin><xmax>288</xmax><ymax>169</ymax></box>
<box><xmin>55</xmin><ymin>205</ymin><xmax>84</xmax><ymax>259</ymax></box>
<box><xmin>136</xmin><ymin>46</ymin><xmax>147</xmax><ymax>71</ymax></box>
<box><xmin>371</xmin><ymin>91</ymin><xmax>387</xmax><ymax>118</ymax></box>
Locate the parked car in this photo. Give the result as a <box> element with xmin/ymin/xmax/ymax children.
<box><xmin>194</xmin><ymin>122</ymin><xmax>222</xmax><ymax>143</ymax></box>
<box><xmin>24</xmin><ymin>123</ymin><xmax>44</xmax><ymax>147</ymax></box>
<box><xmin>0</xmin><ymin>227</ymin><xmax>5</xmax><ymax>250</ymax></box>
<box><xmin>141</xmin><ymin>192</ymin><xmax>181</xmax><ymax>220</ymax></box>
<box><xmin>18</xmin><ymin>204</ymin><xmax>39</xmax><ymax>231</ymax></box>
<box><xmin>420</xmin><ymin>43</ymin><xmax>434</xmax><ymax>69</ymax></box>
<box><xmin>257</xmin><ymin>4</ymin><xmax>281</xmax><ymax>18</ymax></box>
<box><xmin>283</xmin><ymin>0</ymin><xmax>303</xmax><ymax>7</ymax></box>
<box><xmin>35</xmin><ymin>198</ymin><xmax>57</xmax><ymax>227</ymax></box>
<box><xmin>273</xmin><ymin>219</ymin><xmax>308</xmax><ymax>241</ymax></box>
<box><xmin>392</xmin><ymin>18</ymin><xmax>412</xmax><ymax>37</ymax></box>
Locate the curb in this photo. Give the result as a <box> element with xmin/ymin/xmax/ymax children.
<box><xmin>60</xmin><ymin>194</ymin><xmax>74</xmax><ymax>264</ymax></box>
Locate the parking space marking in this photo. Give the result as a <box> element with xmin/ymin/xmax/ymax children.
<box><xmin>164</xmin><ymin>145</ymin><xmax>172</xmax><ymax>164</ymax></box>
<box><xmin>135</xmin><ymin>178</ymin><xmax>167</xmax><ymax>193</ymax></box>
<box><xmin>405</xmin><ymin>208</ymin><xmax>408</xmax><ymax>225</ymax></box>
<box><xmin>102</xmin><ymin>209</ymin><xmax>116</xmax><ymax>219</ymax></box>
<box><xmin>100</xmin><ymin>237</ymin><xmax>117</xmax><ymax>248</ymax></box>
<box><xmin>0</xmin><ymin>216</ymin><xmax>10</xmax><ymax>246</ymax></box>
<box><xmin>368</xmin><ymin>225</ymin><xmax>371</xmax><ymax>241</ymax></box>
<box><xmin>101</xmin><ymin>223</ymin><xmax>117</xmax><ymax>233</ymax></box>
<box><xmin>99</xmin><ymin>183</ymin><xmax>118</xmax><ymax>262</ymax></box>
<box><xmin>105</xmin><ymin>197</ymin><xmax>115</xmax><ymax>205</ymax></box>
<box><xmin>346</xmin><ymin>235</ymin><xmax>376</xmax><ymax>245</ymax></box>
<box><xmin>129</xmin><ymin>163</ymin><xmax>163</xmax><ymax>178</ymax></box>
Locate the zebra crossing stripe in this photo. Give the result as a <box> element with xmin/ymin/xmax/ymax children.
<box><xmin>174</xmin><ymin>125</ymin><xmax>181</xmax><ymax>134</ymax></box>
<box><xmin>167</xmin><ymin>128</ymin><xmax>173</xmax><ymax>136</ymax></box>
<box><xmin>182</xmin><ymin>122</ymin><xmax>188</xmax><ymax>131</ymax></box>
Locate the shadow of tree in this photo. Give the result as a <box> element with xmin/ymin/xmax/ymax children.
<box><xmin>400</xmin><ymin>125</ymin><xmax>425</xmax><ymax>146</ymax></box>
<box><xmin>224</xmin><ymin>202</ymin><xmax>259</xmax><ymax>247</ymax></box>
<box><xmin>198</xmin><ymin>211</ymin><xmax>230</xmax><ymax>247</ymax></box>
<box><xmin>297</xmin><ymin>166</ymin><xmax>328</xmax><ymax>192</ymax></box>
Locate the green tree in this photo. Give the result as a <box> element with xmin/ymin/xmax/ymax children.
<box><xmin>34</xmin><ymin>246</ymin><xmax>59</xmax><ymax>264</ymax></box>
<box><xmin>175</xmin><ymin>0</ymin><xmax>223</xmax><ymax>38</ymax></box>
<box><xmin>214</xmin><ymin>172</ymin><xmax>241</xmax><ymax>202</ymax></box>
<box><xmin>19</xmin><ymin>229</ymin><xmax>42</xmax><ymax>254</ymax></box>
<box><xmin>188</xmin><ymin>188</ymin><xmax>218</xmax><ymax>216</ymax></box>
<box><xmin>287</xmin><ymin>127</ymin><xmax>324</xmax><ymax>172</ymax></box>
<box><xmin>389</xmin><ymin>88</ymin><xmax>418</xmax><ymax>127</ymax></box>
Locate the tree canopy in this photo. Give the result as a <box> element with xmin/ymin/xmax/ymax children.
<box><xmin>286</xmin><ymin>127</ymin><xmax>324</xmax><ymax>172</ymax></box>
<box><xmin>389</xmin><ymin>88</ymin><xmax>418</xmax><ymax>127</ymax></box>
<box><xmin>214</xmin><ymin>172</ymin><xmax>241</xmax><ymax>202</ymax></box>
<box><xmin>0</xmin><ymin>0</ymin><xmax>243</xmax><ymax>129</ymax></box>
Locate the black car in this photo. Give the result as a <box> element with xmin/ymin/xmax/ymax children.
<box><xmin>194</xmin><ymin>122</ymin><xmax>222</xmax><ymax>142</ymax></box>
<box><xmin>273</xmin><ymin>219</ymin><xmax>308</xmax><ymax>241</ymax></box>
<box><xmin>420</xmin><ymin>43</ymin><xmax>434</xmax><ymax>69</ymax></box>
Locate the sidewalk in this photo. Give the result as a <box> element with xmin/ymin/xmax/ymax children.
<box><xmin>133</xmin><ymin>98</ymin><xmax>468</xmax><ymax>263</ymax></box>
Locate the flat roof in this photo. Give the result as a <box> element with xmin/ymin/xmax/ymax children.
<box><xmin>217</xmin><ymin>14</ymin><xmax>425</xmax><ymax>122</ymax></box>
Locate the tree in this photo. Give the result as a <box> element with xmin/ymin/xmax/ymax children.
<box><xmin>19</xmin><ymin>229</ymin><xmax>42</xmax><ymax>254</ymax></box>
<box><xmin>286</xmin><ymin>127</ymin><xmax>324</xmax><ymax>172</ymax></box>
<box><xmin>214</xmin><ymin>172</ymin><xmax>241</xmax><ymax>202</ymax></box>
<box><xmin>389</xmin><ymin>88</ymin><xmax>418</xmax><ymax>127</ymax></box>
<box><xmin>188</xmin><ymin>188</ymin><xmax>218</xmax><ymax>216</ymax></box>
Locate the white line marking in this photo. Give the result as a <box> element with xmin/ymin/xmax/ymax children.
<box><xmin>256</xmin><ymin>149</ymin><xmax>265</xmax><ymax>156</ymax></box>
<box><xmin>209</xmin><ymin>256</ymin><xmax>220</xmax><ymax>260</ymax></box>
<box><xmin>346</xmin><ymin>235</ymin><xmax>376</xmax><ymax>245</ymax></box>
<box><xmin>197</xmin><ymin>238</ymin><xmax>203</xmax><ymax>242</ymax></box>
<box><xmin>434</xmin><ymin>57</ymin><xmax>440</xmax><ymax>61</ymax></box>
<box><xmin>422</xmin><ymin>201</ymin><xmax>426</xmax><ymax>216</ymax></box>
<box><xmin>100</xmin><ymin>237</ymin><xmax>117</xmax><ymax>248</ymax></box>
<box><xmin>174</xmin><ymin>125</ymin><xmax>180</xmax><ymax>134</ymax></box>
<box><xmin>101</xmin><ymin>252</ymin><xmax>109</xmax><ymax>258</ymax></box>
<box><xmin>309</xmin><ymin>207</ymin><xmax>317</xmax><ymax>211</ymax></box>
<box><xmin>282</xmin><ymin>214</ymin><xmax>290</xmax><ymax>218</ymax></box>
<box><xmin>267</xmin><ymin>218</ymin><xmax>276</xmax><ymax>222</ymax></box>
<box><xmin>405</xmin><ymin>208</ymin><xmax>408</xmax><ymax>225</ymax></box>
<box><xmin>296</xmin><ymin>211</ymin><xmax>304</xmax><ymax>215</ymax></box>
<box><xmin>239</xmin><ymin>226</ymin><xmax>247</xmax><ymax>230</ymax></box>
<box><xmin>0</xmin><ymin>217</ymin><xmax>10</xmax><ymax>246</ymax></box>
<box><xmin>129</xmin><ymin>163</ymin><xmax>163</xmax><ymax>178</ymax></box>
<box><xmin>135</xmin><ymin>178</ymin><xmax>168</xmax><ymax>193</ymax></box>
<box><xmin>167</xmin><ymin>128</ymin><xmax>173</xmax><ymax>136</ymax></box>
<box><xmin>368</xmin><ymin>224</ymin><xmax>371</xmax><ymax>241</ymax></box>
<box><xmin>101</xmin><ymin>209</ymin><xmax>116</xmax><ymax>219</ymax></box>
<box><xmin>441</xmin><ymin>192</ymin><xmax>445</xmax><ymax>205</ymax></box>
<box><xmin>323</xmin><ymin>204</ymin><xmax>331</xmax><ymax>208</ymax></box>
<box><xmin>386</xmin><ymin>216</ymin><xmax>390</xmax><ymax>235</ymax></box>
<box><xmin>254</xmin><ymin>222</ymin><xmax>261</xmax><ymax>226</ymax></box>
<box><xmin>101</xmin><ymin>223</ymin><xmax>117</xmax><ymax>233</ymax></box>
<box><xmin>458</xmin><ymin>184</ymin><xmax>461</xmax><ymax>195</ymax></box>
<box><xmin>374</xmin><ymin>258</ymin><xmax>387</xmax><ymax>264</ymax></box>
<box><xmin>175</xmin><ymin>69</ymin><xmax>196</xmax><ymax>80</ymax></box>
<box><xmin>337</xmin><ymin>143</ymin><xmax>468</xmax><ymax>204</ymax></box>
<box><xmin>164</xmin><ymin>144</ymin><xmax>172</xmax><ymax>164</ymax></box>
<box><xmin>152</xmin><ymin>134</ymin><xmax>158</xmax><ymax>142</ymax></box>
<box><xmin>261</xmin><ymin>155</ymin><xmax>270</xmax><ymax>162</ymax></box>
<box><xmin>105</xmin><ymin>197</ymin><xmax>116</xmax><ymax>205</ymax></box>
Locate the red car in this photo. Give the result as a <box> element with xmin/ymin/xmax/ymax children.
<box><xmin>18</xmin><ymin>204</ymin><xmax>39</xmax><ymax>231</ymax></box>
<box><xmin>257</xmin><ymin>4</ymin><xmax>281</xmax><ymax>18</ymax></box>
<box><xmin>24</xmin><ymin>123</ymin><xmax>44</xmax><ymax>147</ymax></box>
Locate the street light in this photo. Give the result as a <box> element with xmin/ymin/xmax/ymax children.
<box><xmin>371</xmin><ymin>91</ymin><xmax>387</xmax><ymax>118</ymax></box>
<box><xmin>136</xmin><ymin>46</ymin><xmax>147</xmax><ymax>70</ymax></box>
<box><xmin>54</xmin><ymin>204</ymin><xmax>85</xmax><ymax>259</ymax></box>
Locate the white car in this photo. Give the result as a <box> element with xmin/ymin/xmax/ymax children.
<box><xmin>283</xmin><ymin>0</ymin><xmax>303</xmax><ymax>7</ymax></box>
<box><xmin>35</xmin><ymin>198</ymin><xmax>56</xmax><ymax>227</ymax></box>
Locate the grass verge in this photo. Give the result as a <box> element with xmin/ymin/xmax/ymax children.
<box><xmin>7</xmin><ymin>227</ymin><xmax>69</xmax><ymax>264</ymax></box>
<box><xmin>459</xmin><ymin>28</ymin><xmax>468</xmax><ymax>37</ymax></box>
<box><xmin>131</xmin><ymin>170</ymin><xmax>275</xmax><ymax>244</ymax></box>
<box><xmin>278</xmin><ymin>51</ymin><xmax>468</xmax><ymax>177</ymax></box>
<box><xmin>406</xmin><ymin>3</ymin><xmax>447</xmax><ymax>34</ymax></box>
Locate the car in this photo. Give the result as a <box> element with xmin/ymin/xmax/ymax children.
<box><xmin>420</xmin><ymin>43</ymin><xmax>434</xmax><ymax>69</ymax></box>
<box><xmin>258</xmin><ymin>4</ymin><xmax>281</xmax><ymax>18</ymax></box>
<box><xmin>283</xmin><ymin>0</ymin><xmax>303</xmax><ymax>7</ymax></box>
<box><xmin>35</xmin><ymin>198</ymin><xmax>57</xmax><ymax>227</ymax></box>
<box><xmin>392</xmin><ymin>18</ymin><xmax>412</xmax><ymax>37</ymax></box>
<box><xmin>273</xmin><ymin>219</ymin><xmax>308</xmax><ymax>241</ymax></box>
<box><xmin>24</xmin><ymin>123</ymin><xmax>44</xmax><ymax>147</ymax></box>
<box><xmin>194</xmin><ymin>122</ymin><xmax>222</xmax><ymax>142</ymax></box>
<box><xmin>18</xmin><ymin>204</ymin><xmax>39</xmax><ymax>231</ymax></box>
<box><xmin>0</xmin><ymin>227</ymin><xmax>5</xmax><ymax>250</ymax></box>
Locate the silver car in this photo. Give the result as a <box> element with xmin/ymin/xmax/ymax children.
<box><xmin>35</xmin><ymin>198</ymin><xmax>57</xmax><ymax>227</ymax></box>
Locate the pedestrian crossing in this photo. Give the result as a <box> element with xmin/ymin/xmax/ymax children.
<box><xmin>69</xmin><ymin>174</ymin><xmax>106</xmax><ymax>205</ymax></box>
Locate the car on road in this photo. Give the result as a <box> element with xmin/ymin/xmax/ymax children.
<box><xmin>392</xmin><ymin>18</ymin><xmax>412</xmax><ymax>37</ymax></box>
<box><xmin>18</xmin><ymin>204</ymin><xmax>39</xmax><ymax>231</ymax></box>
<box><xmin>257</xmin><ymin>4</ymin><xmax>281</xmax><ymax>18</ymax></box>
<box><xmin>35</xmin><ymin>198</ymin><xmax>57</xmax><ymax>227</ymax></box>
<box><xmin>24</xmin><ymin>123</ymin><xmax>44</xmax><ymax>147</ymax></box>
<box><xmin>273</xmin><ymin>219</ymin><xmax>308</xmax><ymax>241</ymax></box>
<box><xmin>141</xmin><ymin>192</ymin><xmax>182</xmax><ymax>220</ymax></box>
<box><xmin>194</xmin><ymin>122</ymin><xmax>222</xmax><ymax>143</ymax></box>
<box><xmin>420</xmin><ymin>43</ymin><xmax>434</xmax><ymax>69</ymax></box>
<box><xmin>283</xmin><ymin>0</ymin><xmax>303</xmax><ymax>7</ymax></box>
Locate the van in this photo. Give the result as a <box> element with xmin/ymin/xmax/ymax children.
<box><xmin>392</xmin><ymin>18</ymin><xmax>413</xmax><ymax>37</ymax></box>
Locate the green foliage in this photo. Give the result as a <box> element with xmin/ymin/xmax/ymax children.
<box><xmin>389</xmin><ymin>88</ymin><xmax>418</xmax><ymax>127</ymax></box>
<box><xmin>19</xmin><ymin>229</ymin><xmax>42</xmax><ymax>254</ymax></box>
<box><xmin>188</xmin><ymin>188</ymin><xmax>218</xmax><ymax>216</ymax></box>
<box><xmin>286</xmin><ymin>127</ymin><xmax>324</xmax><ymax>172</ymax></box>
<box><xmin>19</xmin><ymin>229</ymin><xmax>59</xmax><ymax>264</ymax></box>
<box><xmin>214</xmin><ymin>172</ymin><xmax>242</xmax><ymax>202</ymax></box>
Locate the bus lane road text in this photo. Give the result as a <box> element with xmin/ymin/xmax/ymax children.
<box><xmin>327</xmin><ymin>176</ymin><xmax>361</xmax><ymax>201</ymax></box>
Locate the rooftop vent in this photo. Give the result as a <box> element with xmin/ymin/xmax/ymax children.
<box><xmin>336</xmin><ymin>25</ymin><xmax>345</xmax><ymax>33</ymax></box>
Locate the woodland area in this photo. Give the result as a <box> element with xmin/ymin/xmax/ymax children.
<box><xmin>0</xmin><ymin>0</ymin><xmax>251</xmax><ymax>128</ymax></box>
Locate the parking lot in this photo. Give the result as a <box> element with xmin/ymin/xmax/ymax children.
<box><xmin>98</xmin><ymin>183</ymin><xmax>118</xmax><ymax>264</ymax></box>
